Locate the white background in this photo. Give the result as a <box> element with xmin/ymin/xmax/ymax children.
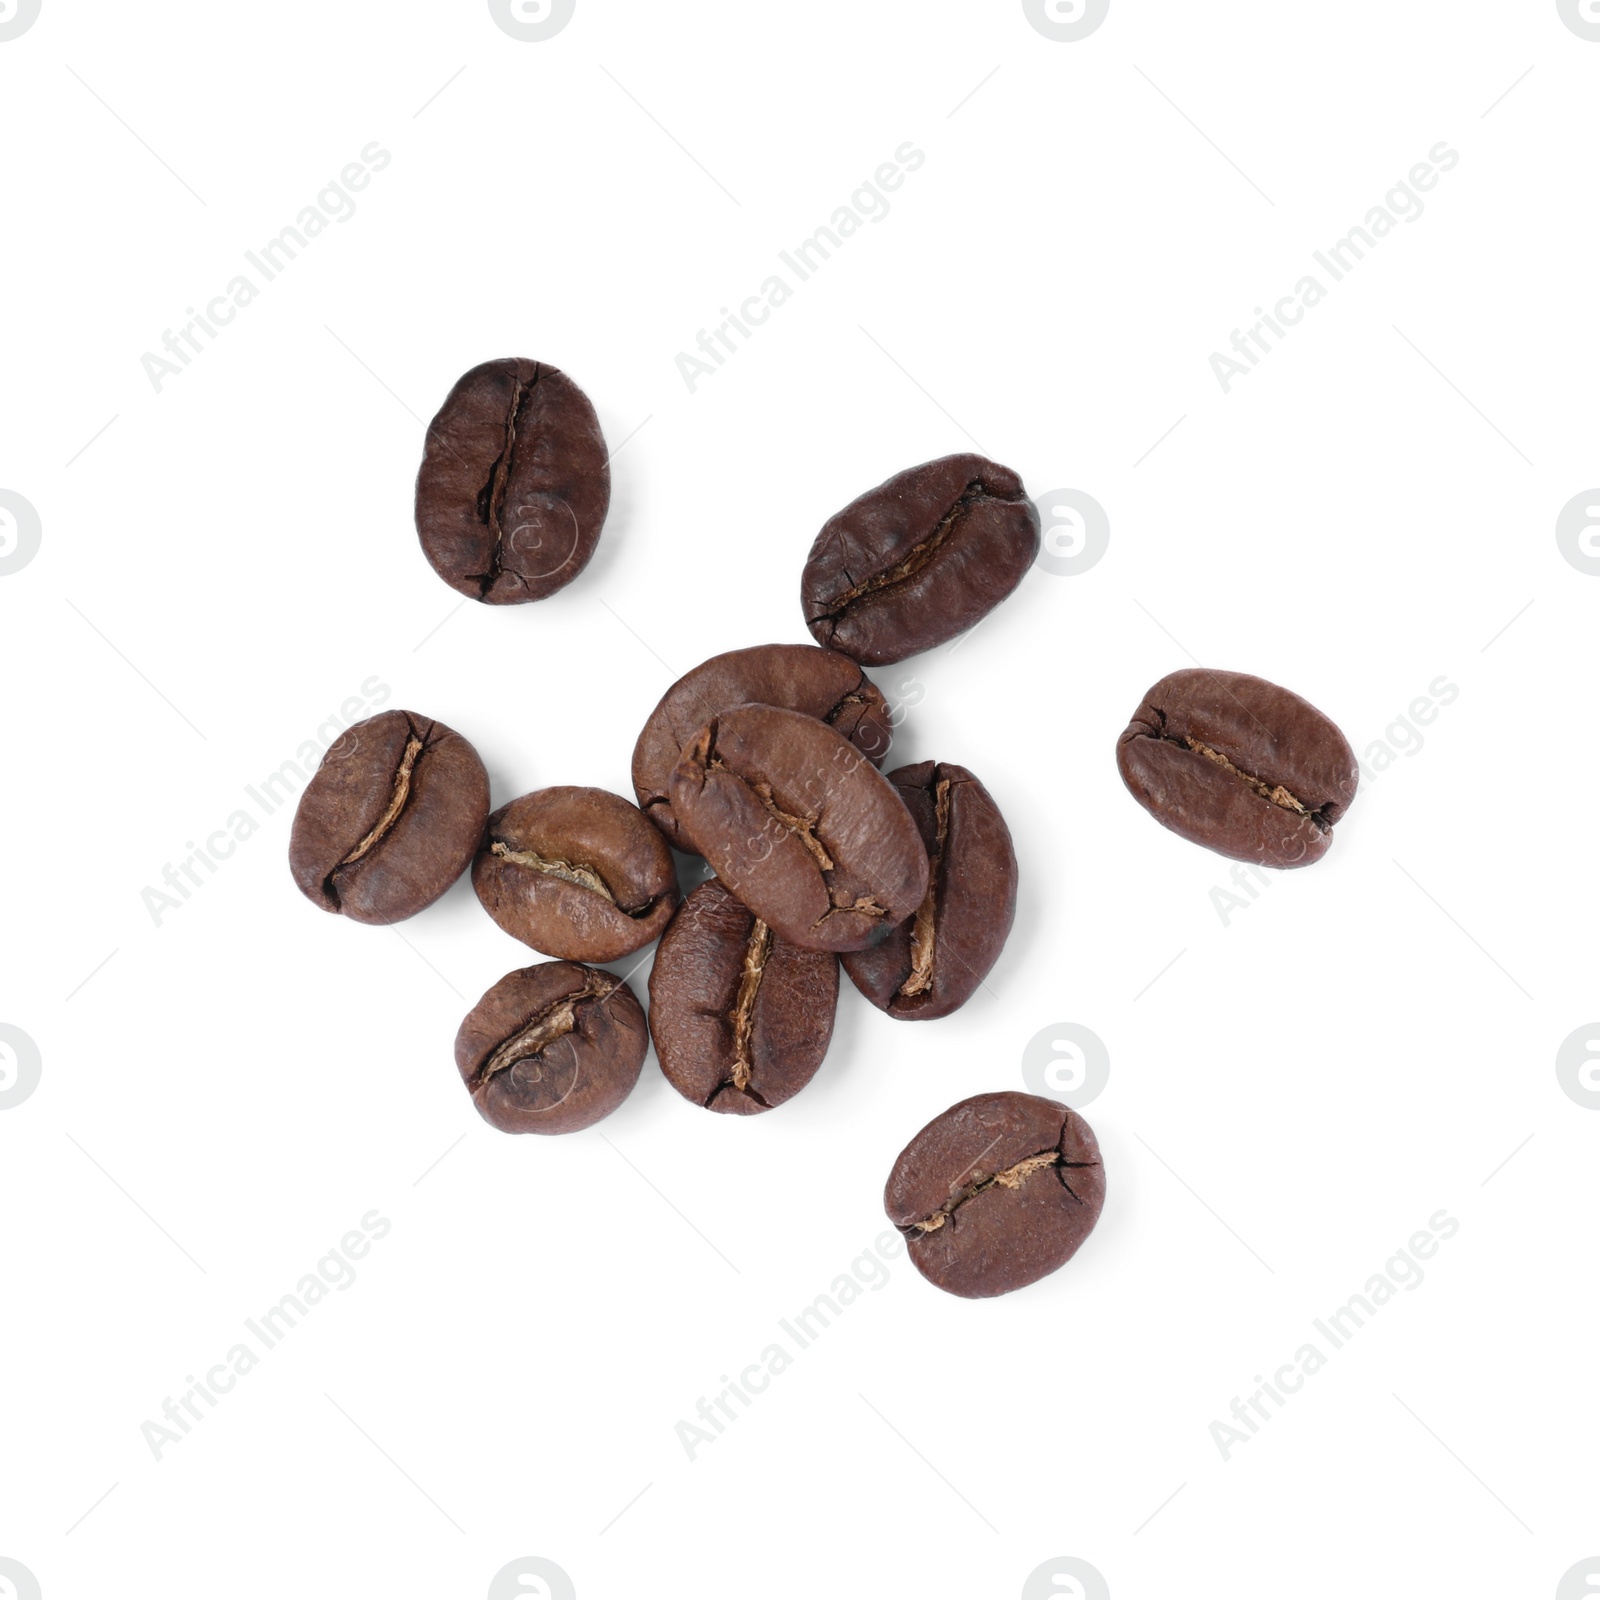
<box><xmin>2</xmin><ymin>2</ymin><xmax>1597</xmax><ymax>1597</ymax></box>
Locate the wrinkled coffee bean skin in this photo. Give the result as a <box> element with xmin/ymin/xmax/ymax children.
<box><xmin>473</xmin><ymin>786</ymin><xmax>678</xmax><ymax>962</ymax></box>
<box><xmin>1117</xmin><ymin>668</ymin><xmax>1358</xmax><ymax>868</ymax></box>
<box><xmin>885</xmin><ymin>1091</ymin><xmax>1105</xmax><ymax>1299</ymax></box>
<box><xmin>842</xmin><ymin>762</ymin><xmax>1016</xmax><ymax>1020</ymax></box>
<box><xmin>801</xmin><ymin>454</ymin><xmax>1042</xmax><ymax>665</ymax></box>
<box><xmin>669</xmin><ymin>704</ymin><xmax>929</xmax><ymax>953</ymax></box>
<box><xmin>456</xmin><ymin>961</ymin><xmax>647</xmax><ymax>1135</ymax></box>
<box><xmin>632</xmin><ymin>643</ymin><xmax>893</xmax><ymax>850</ymax></box>
<box><xmin>289</xmin><ymin>710</ymin><xmax>489</xmax><ymax>924</ymax></box>
<box><xmin>649</xmin><ymin>879</ymin><xmax>839</xmax><ymax>1115</ymax></box>
<box><xmin>415</xmin><ymin>358</ymin><xmax>609</xmax><ymax>604</ymax></box>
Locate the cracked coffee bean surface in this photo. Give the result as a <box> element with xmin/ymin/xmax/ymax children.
<box><xmin>842</xmin><ymin>761</ymin><xmax>1016</xmax><ymax>1020</ymax></box>
<box><xmin>632</xmin><ymin>642</ymin><xmax>892</xmax><ymax>851</ymax></box>
<box><xmin>649</xmin><ymin>879</ymin><xmax>839</xmax><ymax>1115</ymax></box>
<box><xmin>415</xmin><ymin>357</ymin><xmax>609</xmax><ymax>603</ymax></box>
<box><xmin>288</xmin><ymin>709</ymin><xmax>489</xmax><ymax>925</ymax></box>
<box><xmin>472</xmin><ymin>786</ymin><xmax>678</xmax><ymax>963</ymax></box>
<box><xmin>800</xmin><ymin>453</ymin><xmax>1042</xmax><ymax>665</ymax></box>
<box><xmin>456</xmin><ymin>960</ymin><xmax>647</xmax><ymax>1135</ymax></box>
<box><xmin>1117</xmin><ymin>667</ymin><xmax>1359</xmax><ymax>868</ymax></box>
<box><xmin>668</xmin><ymin>703</ymin><xmax>929</xmax><ymax>953</ymax></box>
<box><xmin>885</xmin><ymin>1091</ymin><xmax>1105</xmax><ymax>1299</ymax></box>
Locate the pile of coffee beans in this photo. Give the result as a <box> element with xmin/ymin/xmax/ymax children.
<box><xmin>290</xmin><ymin>357</ymin><xmax>1359</xmax><ymax>1299</ymax></box>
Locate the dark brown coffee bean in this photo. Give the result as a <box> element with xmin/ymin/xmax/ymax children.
<box><xmin>415</xmin><ymin>358</ymin><xmax>608</xmax><ymax>603</ymax></box>
<box><xmin>1117</xmin><ymin>668</ymin><xmax>1358</xmax><ymax>868</ymax></box>
<box><xmin>456</xmin><ymin>961</ymin><xmax>647</xmax><ymax>1135</ymax></box>
<box><xmin>669</xmin><ymin>704</ymin><xmax>929</xmax><ymax>953</ymax></box>
<box><xmin>648</xmin><ymin>880</ymin><xmax>839</xmax><ymax>1115</ymax></box>
<box><xmin>472</xmin><ymin>787</ymin><xmax>678</xmax><ymax>963</ymax></box>
<box><xmin>841</xmin><ymin>762</ymin><xmax>1016</xmax><ymax>1020</ymax></box>
<box><xmin>800</xmin><ymin>453</ymin><xmax>1042</xmax><ymax>665</ymax></box>
<box><xmin>632</xmin><ymin>643</ymin><xmax>893</xmax><ymax>851</ymax></box>
<box><xmin>288</xmin><ymin>710</ymin><xmax>488</xmax><ymax>924</ymax></box>
<box><xmin>885</xmin><ymin>1091</ymin><xmax>1105</xmax><ymax>1299</ymax></box>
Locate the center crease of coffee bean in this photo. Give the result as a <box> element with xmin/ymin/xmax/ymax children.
<box><xmin>901</xmin><ymin>777</ymin><xmax>951</xmax><ymax>998</ymax></box>
<box><xmin>323</xmin><ymin>732</ymin><xmax>426</xmax><ymax>906</ymax></box>
<box><xmin>489</xmin><ymin>840</ymin><xmax>618</xmax><ymax>905</ymax></box>
<box><xmin>1181</xmin><ymin>736</ymin><xmax>1314</xmax><ymax>819</ymax></box>
<box><xmin>722</xmin><ymin>917</ymin><xmax>773</xmax><ymax>1099</ymax></box>
<box><xmin>906</xmin><ymin>1147</ymin><xmax>1096</xmax><ymax>1236</ymax></box>
<box><xmin>470</xmin><ymin>367</ymin><xmax>543</xmax><ymax>597</ymax></box>
<box><xmin>475</xmin><ymin>972</ymin><xmax>613</xmax><ymax>1089</ymax></box>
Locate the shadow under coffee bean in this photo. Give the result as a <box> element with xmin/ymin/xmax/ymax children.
<box><xmin>1117</xmin><ymin>667</ymin><xmax>1359</xmax><ymax>868</ymax></box>
<box><xmin>885</xmin><ymin>1091</ymin><xmax>1106</xmax><ymax>1299</ymax></box>
<box><xmin>456</xmin><ymin>960</ymin><xmax>647</xmax><ymax>1135</ymax></box>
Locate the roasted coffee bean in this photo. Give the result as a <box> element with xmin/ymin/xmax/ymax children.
<box><xmin>841</xmin><ymin>762</ymin><xmax>1016</xmax><ymax>1020</ymax></box>
<box><xmin>632</xmin><ymin>642</ymin><xmax>893</xmax><ymax>851</ymax></box>
<box><xmin>669</xmin><ymin>704</ymin><xmax>929</xmax><ymax>953</ymax></box>
<box><xmin>473</xmin><ymin>786</ymin><xmax>678</xmax><ymax>962</ymax></box>
<box><xmin>289</xmin><ymin>710</ymin><xmax>488</xmax><ymax>924</ymax></box>
<box><xmin>649</xmin><ymin>879</ymin><xmax>839</xmax><ymax>1115</ymax></box>
<box><xmin>800</xmin><ymin>454</ymin><xmax>1042</xmax><ymax>665</ymax></box>
<box><xmin>415</xmin><ymin>358</ymin><xmax>609</xmax><ymax>603</ymax></box>
<box><xmin>1117</xmin><ymin>668</ymin><xmax>1358</xmax><ymax>868</ymax></box>
<box><xmin>885</xmin><ymin>1091</ymin><xmax>1105</xmax><ymax>1299</ymax></box>
<box><xmin>455</xmin><ymin>961</ymin><xmax>647</xmax><ymax>1135</ymax></box>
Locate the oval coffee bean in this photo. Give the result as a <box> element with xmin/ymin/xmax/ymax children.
<box><xmin>472</xmin><ymin>786</ymin><xmax>678</xmax><ymax>963</ymax></box>
<box><xmin>1117</xmin><ymin>668</ymin><xmax>1358</xmax><ymax>868</ymax></box>
<box><xmin>649</xmin><ymin>879</ymin><xmax>839</xmax><ymax>1115</ymax></box>
<box><xmin>455</xmin><ymin>961</ymin><xmax>647</xmax><ymax>1135</ymax></box>
<box><xmin>289</xmin><ymin>710</ymin><xmax>488</xmax><ymax>925</ymax></box>
<box><xmin>632</xmin><ymin>642</ymin><xmax>893</xmax><ymax>850</ymax></box>
<box><xmin>842</xmin><ymin>762</ymin><xmax>1016</xmax><ymax>1020</ymax></box>
<box><xmin>800</xmin><ymin>453</ymin><xmax>1042</xmax><ymax>665</ymax></box>
<box><xmin>415</xmin><ymin>358</ymin><xmax>609</xmax><ymax>603</ymax></box>
<box><xmin>669</xmin><ymin>704</ymin><xmax>929</xmax><ymax>953</ymax></box>
<box><xmin>885</xmin><ymin>1091</ymin><xmax>1105</xmax><ymax>1299</ymax></box>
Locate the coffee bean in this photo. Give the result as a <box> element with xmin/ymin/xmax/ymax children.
<box><xmin>649</xmin><ymin>879</ymin><xmax>839</xmax><ymax>1115</ymax></box>
<box><xmin>289</xmin><ymin>710</ymin><xmax>488</xmax><ymax>924</ymax></box>
<box><xmin>669</xmin><ymin>703</ymin><xmax>929</xmax><ymax>953</ymax></box>
<box><xmin>472</xmin><ymin>786</ymin><xmax>678</xmax><ymax>963</ymax></box>
<box><xmin>1117</xmin><ymin>668</ymin><xmax>1358</xmax><ymax>867</ymax></box>
<box><xmin>885</xmin><ymin>1091</ymin><xmax>1105</xmax><ymax>1298</ymax></box>
<box><xmin>415</xmin><ymin>358</ymin><xmax>608</xmax><ymax>603</ymax></box>
<box><xmin>632</xmin><ymin>642</ymin><xmax>893</xmax><ymax>851</ymax></box>
<box><xmin>800</xmin><ymin>453</ymin><xmax>1042</xmax><ymax>665</ymax></box>
<box><xmin>456</xmin><ymin>960</ymin><xmax>647</xmax><ymax>1135</ymax></box>
<box><xmin>841</xmin><ymin>762</ymin><xmax>1016</xmax><ymax>1020</ymax></box>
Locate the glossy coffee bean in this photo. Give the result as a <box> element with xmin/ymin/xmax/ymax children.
<box><xmin>649</xmin><ymin>879</ymin><xmax>839</xmax><ymax>1115</ymax></box>
<box><xmin>885</xmin><ymin>1091</ymin><xmax>1105</xmax><ymax>1299</ymax></box>
<box><xmin>669</xmin><ymin>703</ymin><xmax>929</xmax><ymax>953</ymax></box>
<box><xmin>415</xmin><ymin>358</ymin><xmax>608</xmax><ymax>603</ymax></box>
<box><xmin>842</xmin><ymin>762</ymin><xmax>1016</xmax><ymax>1020</ymax></box>
<box><xmin>289</xmin><ymin>710</ymin><xmax>488</xmax><ymax>924</ymax></box>
<box><xmin>473</xmin><ymin>786</ymin><xmax>678</xmax><ymax>962</ymax></box>
<box><xmin>1117</xmin><ymin>668</ymin><xmax>1358</xmax><ymax>868</ymax></box>
<box><xmin>801</xmin><ymin>453</ymin><xmax>1041</xmax><ymax>664</ymax></box>
<box><xmin>456</xmin><ymin>961</ymin><xmax>647</xmax><ymax>1135</ymax></box>
<box><xmin>632</xmin><ymin>642</ymin><xmax>893</xmax><ymax>851</ymax></box>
